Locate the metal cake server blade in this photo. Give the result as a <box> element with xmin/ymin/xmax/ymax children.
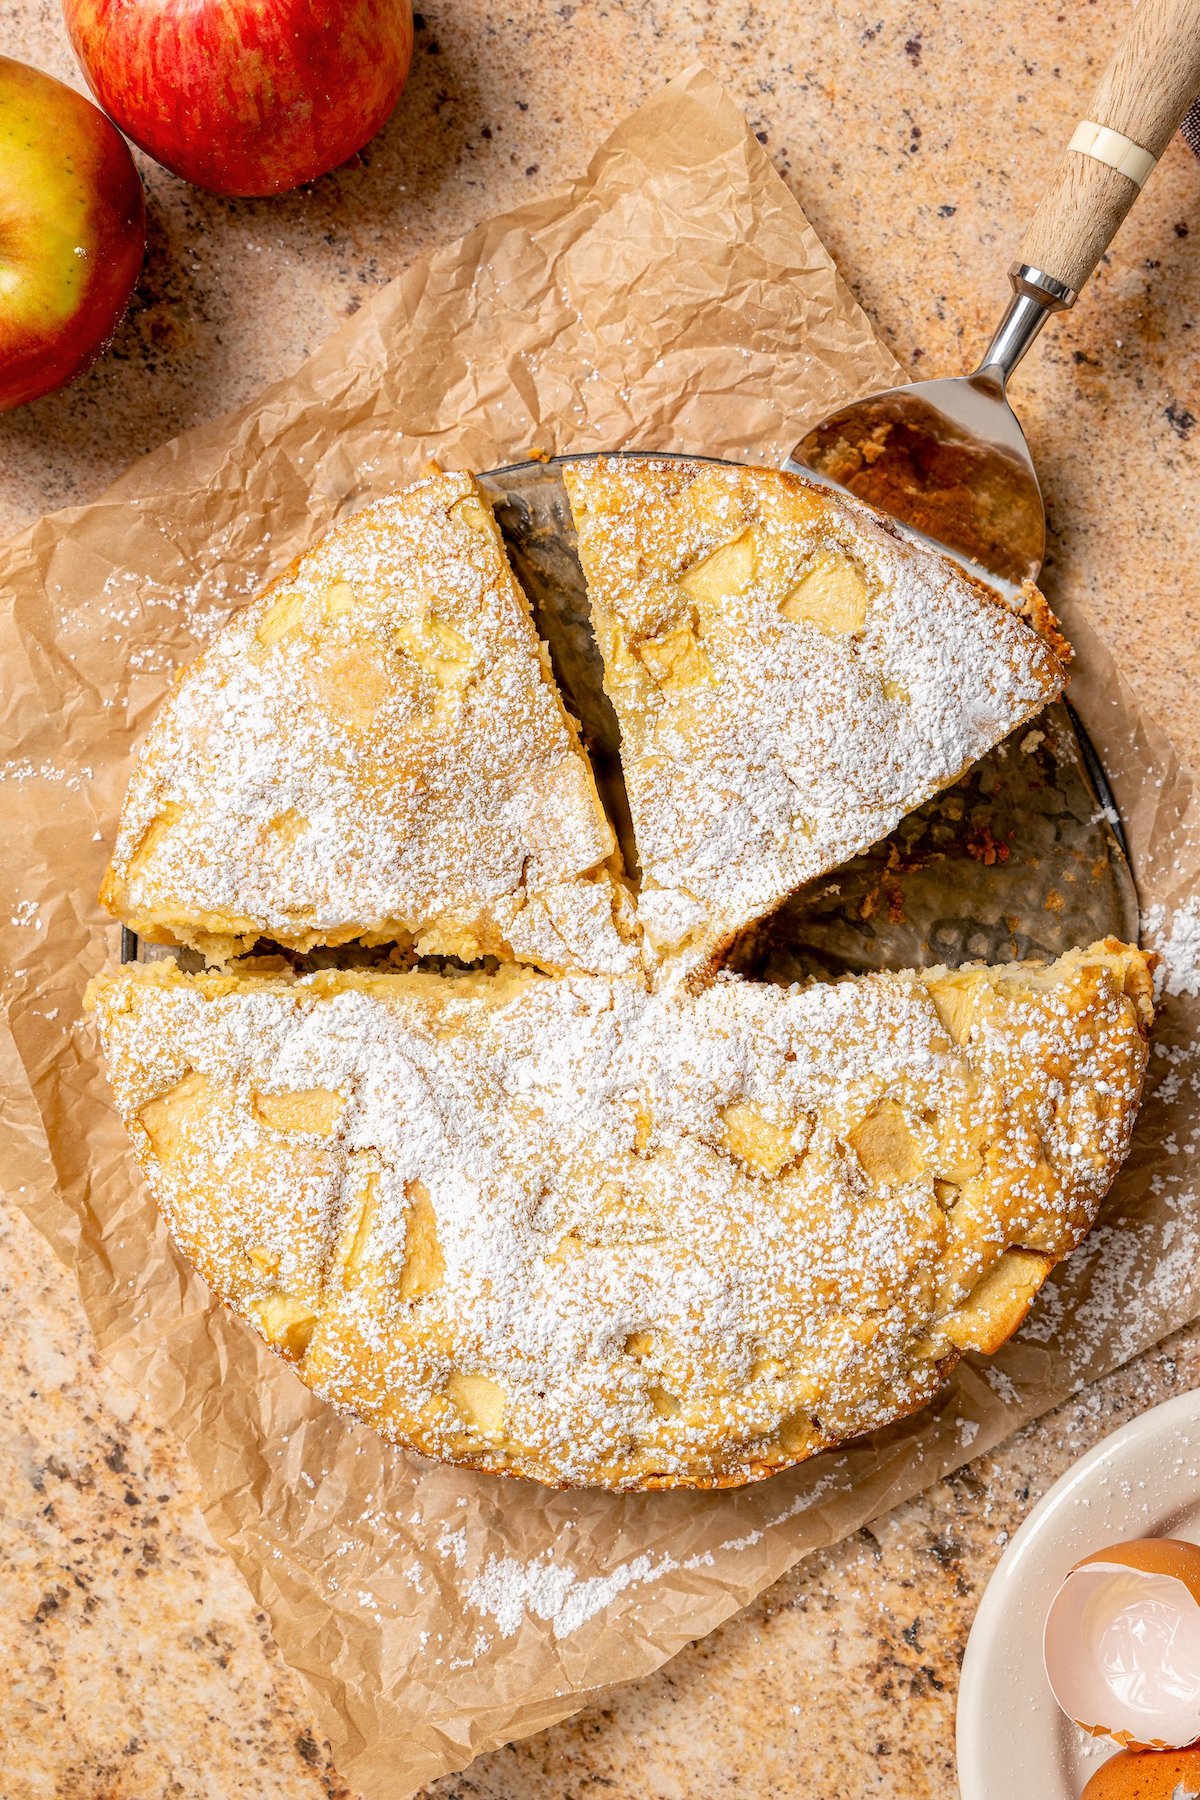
<box><xmin>787</xmin><ymin>358</ymin><xmax>1047</xmax><ymax>592</ymax></box>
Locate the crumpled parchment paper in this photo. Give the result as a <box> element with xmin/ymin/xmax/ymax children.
<box><xmin>1</xmin><ymin>64</ymin><xmax>1198</xmax><ymax>1800</ymax></box>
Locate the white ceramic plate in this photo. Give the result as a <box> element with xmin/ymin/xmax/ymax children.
<box><xmin>957</xmin><ymin>1389</ymin><xmax>1200</xmax><ymax>1798</ymax></box>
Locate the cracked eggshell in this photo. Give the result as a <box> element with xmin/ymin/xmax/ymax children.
<box><xmin>1045</xmin><ymin>1539</ymin><xmax>1200</xmax><ymax>1753</ymax></box>
<box><xmin>1081</xmin><ymin>1745</ymin><xmax>1200</xmax><ymax>1799</ymax></box>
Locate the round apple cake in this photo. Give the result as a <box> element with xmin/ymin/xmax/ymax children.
<box><xmin>88</xmin><ymin>459</ymin><xmax>1152</xmax><ymax>1490</ymax></box>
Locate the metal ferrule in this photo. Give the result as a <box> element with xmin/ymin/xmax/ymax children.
<box><xmin>973</xmin><ymin>264</ymin><xmax>1079</xmax><ymax>386</ymax></box>
<box><xmin>1008</xmin><ymin>263</ymin><xmax>1078</xmax><ymax>311</ymax></box>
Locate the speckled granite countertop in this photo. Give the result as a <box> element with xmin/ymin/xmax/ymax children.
<box><xmin>2</xmin><ymin>2</ymin><xmax>1198</xmax><ymax>1795</ymax></box>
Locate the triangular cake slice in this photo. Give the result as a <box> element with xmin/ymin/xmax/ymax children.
<box><xmin>563</xmin><ymin>457</ymin><xmax>1068</xmax><ymax>958</ymax></box>
<box><xmin>87</xmin><ymin>940</ymin><xmax>1151</xmax><ymax>1491</ymax></box>
<box><xmin>100</xmin><ymin>472</ymin><xmax>638</xmax><ymax>975</ymax></box>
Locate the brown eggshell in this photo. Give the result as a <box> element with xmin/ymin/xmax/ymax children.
<box><xmin>1077</xmin><ymin>1541</ymin><xmax>1200</xmax><ymax>1597</ymax></box>
<box><xmin>1081</xmin><ymin>1745</ymin><xmax>1200</xmax><ymax>1798</ymax></box>
<box><xmin>1045</xmin><ymin>1540</ymin><xmax>1200</xmax><ymax>1752</ymax></box>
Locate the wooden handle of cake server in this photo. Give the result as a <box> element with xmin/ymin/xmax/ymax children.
<box><xmin>1017</xmin><ymin>0</ymin><xmax>1200</xmax><ymax>301</ymax></box>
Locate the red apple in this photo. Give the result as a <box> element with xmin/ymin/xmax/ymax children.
<box><xmin>0</xmin><ymin>56</ymin><xmax>144</xmax><ymax>411</ymax></box>
<box><xmin>63</xmin><ymin>0</ymin><xmax>415</xmax><ymax>197</ymax></box>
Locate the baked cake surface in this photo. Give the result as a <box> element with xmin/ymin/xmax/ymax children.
<box><xmin>563</xmin><ymin>457</ymin><xmax>1067</xmax><ymax>957</ymax></box>
<box><xmin>91</xmin><ymin>458</ymin><xmax>1152</xmax><ymax>1491</ymax></box>
<box><xmin>87</xmin><ymin>943</ymin><xmax>1151</xmax><ymax>1490</ymax></box>
<box><xmin>100</xmin><ymin>471</ymin><xmax>637</xmax><ymax>975</ymax></box>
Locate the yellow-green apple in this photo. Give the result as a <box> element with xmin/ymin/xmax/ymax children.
<box><xmin>63</xmin><ymin>0</ymin><xmax>415</xmax><ymax>197</ymax></box>
<box><xmin>0</xmin><ymin>56</ymin><xmax>144</xmax><ymax>411</ymax></box>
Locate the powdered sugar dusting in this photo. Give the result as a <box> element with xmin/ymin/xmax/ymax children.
<box><xmin>103</xmin><ymin>472</ymin><xmax>637</xmax><ymax>976</ymax></box>
<box><xmin>88</xmin><ymin>460</ymin><xmax>1160</xmax><ymax>1496</ymax></box>
<box><xmin>89</xmin><ymin>943</ymin><xmax>1150</xmax><ymax>1489</ymax></box>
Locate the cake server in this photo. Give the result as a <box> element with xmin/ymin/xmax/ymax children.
<box><xmin>788</xmin><ymin>0</ymin><xmax>1200</xmax><ymax>588</ymax></box>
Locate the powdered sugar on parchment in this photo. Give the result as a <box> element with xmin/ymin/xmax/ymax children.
<box><xmin>464</xmin><ymin>1548</ymin><xmax>678</xmax><ymax>1640</ymax></box>
<box><xmin>1143</xmin><ymin>898</ymin><xmax>1200</xmax><ymax>999</ymax></box>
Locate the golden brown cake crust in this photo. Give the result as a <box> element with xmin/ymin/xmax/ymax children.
<box><xmin>87</xmin><ymin>942</ymin><xmax>1151</xmax><ymax>1491</ymax></box>
<box><xmin>99</xmin><ymin>471</ymin><xmax>638</xmax><ymax>976</ymax></box>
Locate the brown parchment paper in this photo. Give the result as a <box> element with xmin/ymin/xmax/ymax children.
<box><xmin>2</xmin><ymin>64</ymin><xmax>1199</xmax><ymax>1798</ymax></box>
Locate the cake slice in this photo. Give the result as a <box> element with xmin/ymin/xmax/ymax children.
<box><xmin>100</xmin><ymin>472</ymin><xmax>637</xmax><ymax>975</ymax></box>
<box><xmin>563</xmin><ymin>457</ymin><xmax>1068</xmax><ymax>959</ymax></box>
<box><xmin>87</xmin><ymin>939</ymin><xmax>1151</xmax><ymax>1491</ymax></box>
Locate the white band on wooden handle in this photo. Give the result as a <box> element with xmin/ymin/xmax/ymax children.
<box><xmin>1067</xmin><ymin>119</ymin><xmax>1158</xmax><ymax>188</ymax></box>
<box><xmin>1019</xmin><ymin>0</ymin><xmax>1200</xmax><ymax>297</ymax></box>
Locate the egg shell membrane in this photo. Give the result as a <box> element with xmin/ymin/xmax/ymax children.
<box><xmin>1045</xmin><ymin>1542</ymin><xmax>1200</xmax><ymax>1752</ymax></box>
